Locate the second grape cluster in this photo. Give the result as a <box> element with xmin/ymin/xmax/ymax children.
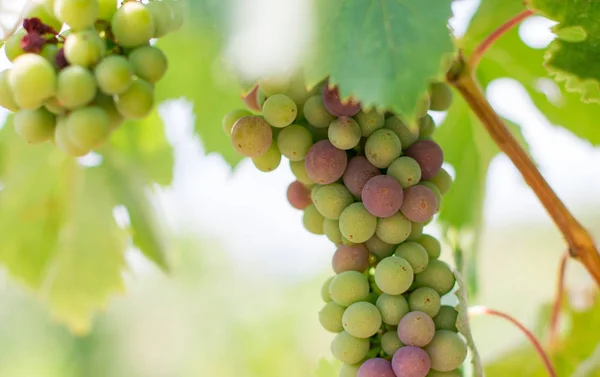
<box><xmin>223</xmin><ymin>75</ymin><xmax>466</xmax><ymax>377</ymax></box>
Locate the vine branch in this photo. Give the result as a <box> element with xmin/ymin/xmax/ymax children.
<box><xmin>447</xmin><ymin>7</ymin><xmax>600</xmax><ymax>286</ymax></box>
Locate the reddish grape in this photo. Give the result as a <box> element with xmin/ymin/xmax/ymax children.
<box><xmin>404</xmin><ymin>140</ymin><xmax>444</xmax><ymax>180</ymax></box>
<box><xmin>332</xmin><ymin>244</ymin><xmax>370</xmax><ymax>273</ymax></box>
<box><xmin>398</xmin><ymin>311</ymin><xmax>435</xmax><ymax>347</ymax></box>
<box><xmin>357</xmin><ymin>358</ymin><xmax>396</xmax><ymax>377</ymax></box>
<box><xmin>343</xmin><ymin>156</ymin><xmax>381</xmax><ymax>198</ymax></box>
<box><xmin>305</xmin><ymin>140</ymin><xmax>348</xmax><ymax>184</ymax></box>
<box><xmin>361</xmin><ymin>175</ymin><xmax>404</xmax><ymax>218</ymax></box>
<box><xmin>392</xmin><ymin>346</ymin><xmax>431</xmax><ymax>377</ymax></box>
<box><xmin>287</xmin><ymin>181</ymin><xmax>311</xmax><ymax>210</ymax></box>
<box><xmin>400</xmin><ymin>185</ymin><xmax>437</xmax><ymax>223</ymax></box>
<box><xmin>322</xmin><ymin>84</ymin><xmax>361</xmax><ymax>117</ymax></box>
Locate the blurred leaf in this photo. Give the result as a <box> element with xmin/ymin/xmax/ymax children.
<box><xmin>462</xmin><ymin>0</ymin><xmax>600</xmax><ymax>145</ymax></box>
<box><xmin>528</xmin><ymin>0</ymin><xmax>600</xmax><ymax>104</ymax></box>
<box><xmin>305</xmin><ymin>0</ymin><xmax>455</xmax><ymax>119</ymax></box>
<box><xmin>485</xmin><ymin>296</ymin><xmax>600</xmax><ymax>376</ymax></box>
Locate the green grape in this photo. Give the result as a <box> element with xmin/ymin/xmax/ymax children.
<box><xmin>56</xmin><ymin>65</ymin><xmax>97</xmax><ymax>109</ymax></box>
<box><xmin>40</xmin><ymin>44</ymin><xmax>59</xmax><ymax>67</ymax></box>
<box><xmin>419</xmin><ymin>114</ymin><xmax>436</xmax><ymax>139</ymax></box>
<box><xmin>54</xmin><ymin>0</ymin><xmax>98</xmax><ymax>30</ymax></box>
<box><xmin>313</xmin><ymin>183</ymin><xmax>354</xmax><ymax>220</ymax></box>
<box><xmin>339</xmin><ymin>363</ymin><xmax>362</xmax><ymax>377</ymax></box>
<box><xmin>95</xmin><ymin>55</ymin><xmax>134</xmax><ymax>95</ymax></box>
<box><xmin>342</xmin><ymin>301</ymin><xmax>382</xmax><ymax>338</ymax></box>
<box><xmin>424</xmin><ymin>330</ymin><xmax>467</xmax><ymax>372</ymax></box>
<box><xmin>322</xmin><ymin>276</ymin><xmax>335</xmax><ymax>303</ymax></box>
<box><xmin>277</xmin><ymin>124</ymin><xmax>312</xmax><ymax>161</ymax></box>
<box><xmin>0</xmin><ymin>70</ymin><xmax>19</xmax><ymax>112</ymax></box>
<box><xmin>355</xmin><ymin>109</ymin><xmax>385</xmax><ymax>137</ymax></box>
<box><xmin>319</xmin><ymin>301</ymin><xmax>345</xmax><ymax>333</ymax></box>
<box><xmin>4</xmin><ymin>30</ymin><xmax>26</xmax><ymax>62</ymax></box>
<box><xmin>128</xmin><ymin>46</ymin><xmax>168</xmax><ymax>83</ymax></box>
<box><xmin>303</xmin><ymin>204</ymin><xmax>325</xmax><ymax>235</ymax></box>
<box><xmin>290</xmin><ymin>160</ymin><xmax>314</xmax><ymax>186</ymax></box>
<box><xmin>14</xmin><ymin>108</ymin><xmax>56</xmax><ymax>144</ymax></box>
<box><xmin>64</xmin><ymin>30</ymin><xmax>106</xmax><ymax>67</ymax></box>
<box><xmin>43</xmin><ymin>0</ymin><xmax>55</xmax><ymax>13</ymax></box>
<box><xmin>374</xmin><ymin>256</ymin><xmax>414</xmax><ymax>295</ymax></box>
<box><xmin>387</xmin><ymin>156</ymin><xmax>422</xmax><ymax>189</ymax></box>
<box><xmin>408</xmin><ymin>287</ymin><xmax>441</xmax><ymax>318</ymax></box>
<box><xmin>395</xmin><ymin>242</ymin><xmax>429</xmax><ymax>274</ymax></box>
<box><xmin>331</xmin><ymin>331</ymin><xmax>370</xmax><ymax>365</ymax></box>
<box><xmin>65</xmin><ymin>106</ymin><xmax>110</xmax><ymax>150</ymax></box>
<box><xmin>433</xmin><ymin>306</ymin><xmax>458</xmax><ymax>332</ymax></box>
<box><xmin>328</xmin><ymin>116</ymin><xmax>361</xmax><ymax>150</ymax></box>
<box><xmin>303</xmin><ymin>95</ymin><xmax>335</xmax><ymax>128</ymax></box>
<box><xmin>146</xmin><ymin>1</ymin><xmax>174</xmax><ymax>38</ymax></box>
<box><xmin>365</xmin><ymin>235</ymin><xmax>395</xmax><ymax>260</ymax></box>
<box><xmin>258</xmin><ymin>76</ymin><xmax>289</xmax><ymax>97</ymax></box>
<box><xmin>111</xmin><ymin>1</ymin><xmax>155</xmax><ymax>48</ymax></box>
<box><xmin>54</xmin><ymin>116</ymin><xmax>90</xmax><ymax>156</ymax></box>
<box><xmin>9</xmin><ymin>54</ymin><xmax>57</xmax><ymax>110</ymax></box>
<box><xmin>366</xmin><ymin>291</ymin><xmax>379</xmax><ymax>306</ymax></box>
<box><xmin>384</xmin><ymin>116</ymin><xmax>419</xmax><ymax>148</ymax></box>
<box><xmin>426</xmin><ymin>370</ymin><xmax>462</xmax><ymax>377</ymax></box>
<box><xmin>376</xmin><ymin>293</ymin><xmax>409</xmax><ymax>326</ymax></box>
<box><xmin>115</xmin><ymin>79</ymin><xmax>154</xmax><ymax>119</ymax></box>
<box><xmin>329</xmin><ymin>271</ymin><xmax>370</xmax><ymax>307</ymax></box>
<box><xmin>416</xmin><ymin>234</ymin><xmax>442</xmax><ymax>259</ymax></box>
<box><xmin>324</xmin><ymin>219</ymin><xmax>343</xmax><ymax>245</ymax></box>
<box><xmin>416</xmin><ymin>95</ymin><xmax>431</xmax><ymax>117</ymax></box>
<box><xmin>222</xmin><ymin>109</ymin><xmax>252</xmax><ymax>136</ymax></box>
<box><xmin>166</xmin><ymin>0</ymin><xmax>185</xmax><ymax>32</ymax></box>
<box><xmin>398</xmin><ymin>311</ymin><xmax>436</xmax><ymax>347</ymax></box>
<box><xmin>365</xmin><ymin>129</ymin><xmax>402</xmax><ymax>169</ymax></box>
<box><xmin>44</xmin><ymin>97</ymin><xmax>64</xmax><ymax>115</ymax></box>
<box><xmin>94</xmin><ymin>94</ymin><xmax>124</xmax><ymax>131</ymax></box>
<box><xmin>98</xmin><ymin>0</ymin><xmax>118</xmax><ymax>21</ymax></box>
<box><xmin>376</xmin><ymin>212</ymin><xmax>412</xmax><ymax>244</ymax></box>
<box><xmin>428</xmin><ymin>168</ymin><xmax>452</xmax><ymax>195</ymax></box>
<box><xmin>251</xmin><ymin>141</ymin><xmax>281</xmax><ymax>172</ymax></box>
<box><xmin>413</xmin><ymin>260</ymin><xmax>455</xmax><ymax>296</ymax></box>
<box><xmin>382</xmin><ymin>331</ymin><xmax>404</xmax><ymax>356</ymax></box>
<box><xmin>339</xmin><ymin>203</ymin><xmax>377</xmax><ymax>243</ymax></box>
<box><xmin>310</xmin><ymin>184</ymin><xmax>322</xmax><ymax>202</ymax></box>
<box><xmin>342</xmin><ymin>237</ymin><xmax>357</xmax><ymax>247</ymax></box>
<box><xmin>27</xmin><ymin>2</ymin><xmax>63</xmax><ymax>31</ymax></box>
<box><xmin>284</xmin><ymin>74</ymin><xmax>314</xmax><ymax>108</ymax></box>
<box><xmin>429</xmin><ymin>83</ymin><xmax>453</xmax><ymax>112</ymax></box>
<box><xmin>262</xmin><ymin>94</ymin><xmax>297</xmax><ymax>128</ymax></box>
<box><xmin>419</xmin><ymin>181</ymin><xmax>442</xmax><ymax>212</ymax></box>
<box><xmin>306</xmin><ymin>123</ymin><xmax>330</xmax><ymax>141</ymax></box>
<box><xmin>407</xmin><ymin>221</ymin><xmax>424</xmax><ymax>241</ymax></box>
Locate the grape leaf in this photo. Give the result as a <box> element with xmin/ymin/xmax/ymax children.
<box><xmin>528</xmin><ymin>0</ymin><xmax>600</xmax><ymax>104</ymax></box>
<box><xmin>485</xmin><ymin>296</ymin><xmax>600</xmax><ymax>376</ymax></box>
<box><xmin>305</xmin><ymin>0</ymin><xmax>455</xmax><ymax>119</ymax></box>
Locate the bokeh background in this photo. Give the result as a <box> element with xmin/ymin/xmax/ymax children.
<box><xmin>0</xmin><ymin>0</ymin><xmax>598</xmax><ymax>376</ymax></box>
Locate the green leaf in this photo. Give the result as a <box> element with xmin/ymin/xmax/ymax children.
<box><xmin>306</xmin><ymin>0</ymin><xmax>455</xmax><ymax>119</ymax></box>
<box><xmin>528</xmin><ymin>0</ymin><xmax>600</xmax><ymax>104</ymax></box>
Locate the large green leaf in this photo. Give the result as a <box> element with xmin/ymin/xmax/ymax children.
<box><xmin>306</xmin><ymin>0</ymin><xmax>455</xmax><ymax>119</ymax></box>
<box><xmin>528</xmin><ymin>0</ymin><xmax>600</xmax><ymax>104</ymax></box>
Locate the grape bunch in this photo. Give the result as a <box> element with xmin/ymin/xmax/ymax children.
<box><xmin>0</xmin><ymin>0</ymin><xmax>183</xmax><ymax>156</ymax></box>
<box><xmin>223</xmin><ymin>75</ymin><xmax>464</xmax><ymax>377</ymax></box>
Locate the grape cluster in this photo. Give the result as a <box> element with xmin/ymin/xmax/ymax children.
<box><xmin>0</xmin><ymin>0</ymin><xmax>183</xmax><ymax>156</ymax></box>
<box><xmin>223</xmin><ymin>75</ymin><xmax>464</xmax><ymax>377</ymax></box>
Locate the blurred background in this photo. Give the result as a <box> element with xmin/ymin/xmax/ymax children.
<box><xmin>0</xmin><ymin>0</ymin><xmax>598</xmax><ymax>376</ymax></box>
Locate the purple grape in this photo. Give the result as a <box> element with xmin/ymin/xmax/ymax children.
<box><xmin>404</xmin><ymin>140</ymin><xmax>444</xmax><ymax>180</ymax></box>
<box><xmin>398</xmin><ymin>311</ymin><xmax>435</xmax><ymax>347</ymax></box>
<box><xmin>332</xmin><ymin>244</ymin><xmax>370</xmax><ymax>273</ymax></box>
<box><xmin>361</xmin><ymin>175</ymin><xmax>404</xmax><ymax>218</ymax></box>
<box><xmin>392</xmin><ymin>346</ymin><xmax>431</xmax><ymax>377</ymax></box>
<box><xmin>357</xmin><ymin>358</ymin><xmax>396</xmax><ymax>377</ymax></box>
<box><xmin>322</xmin><ymin>84</ymin><xmax>362</xmax><ymax>117</ymax></box>
<box><xmin>343</xmin><ymin>156</ymin><xmax>381</xmax><ymax>198</ymax></box>
<box><xmin>400</xmin><ymin>186</ymin><xmax>437</xmax><ymax>223</ymax></box>
<box><xmin>305</xmin><ymin>140</ymin><xmax>348</xmax><ymax>184</ymax></box>
<box><xmin>287</xmin><ymin>181</ymin><xmax>312</xmax><ymax>210</ymax></box>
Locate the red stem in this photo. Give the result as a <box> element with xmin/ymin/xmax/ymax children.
<box><xmin>470</xmin><ymin>306</ymin><xmax>558</xmax><ymax>377</ymax></box>
<box><xmin>469</xmin><ymin>9</ymin><xmax>534</xmax><ymax>68</ymax></box>
<box><xmin>549</xmin><ymin>253</ymin><xmax>568</xmax><ymax>347</ymax></box>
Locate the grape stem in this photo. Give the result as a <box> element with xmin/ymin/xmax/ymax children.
<box><xmin>468</xmin><ymin>9</ymin><xmax>534</xmax><ymax>69</ymax></box>
<box><xmin>549</xmin><ymin>252</ymin><xmax>568</xmax><ymax>348</ymax></box>
<box><xmin>447</xmin><ymin>53</ymin><xmax>600</xmax><ymax>287</ymax></box>
<box><xmin>469</xmin><ymin>306</ymin><xmax>558</xmax><ymax>377</ymax></box>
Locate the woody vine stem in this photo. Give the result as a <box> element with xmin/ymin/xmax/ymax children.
<box><xmin>447</xmin><ymin>8</ymin><xmax>600</xmax><ymax>287</ymax></box>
